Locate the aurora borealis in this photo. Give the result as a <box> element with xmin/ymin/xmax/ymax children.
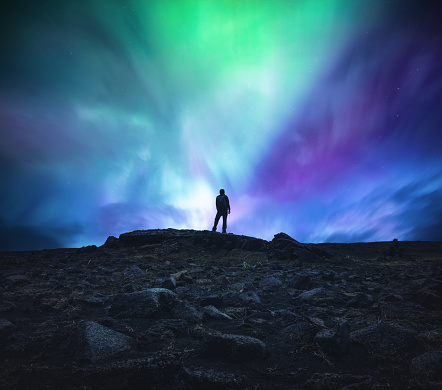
<box><xmin>1</xmin><ymin>0</ymin><xmax>441</xmax><ymax>250</ymax></box>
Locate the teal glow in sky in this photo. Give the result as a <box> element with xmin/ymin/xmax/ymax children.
<box><xmin>1</xmin><ymin>0</ymin><xmax>441</xmax><ymax>250</ymax></box>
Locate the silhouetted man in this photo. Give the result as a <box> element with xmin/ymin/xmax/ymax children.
<box><xmin>212</xmin><ymin>189</ymin><xmax>230</xmax><ymax>233</ymax></box>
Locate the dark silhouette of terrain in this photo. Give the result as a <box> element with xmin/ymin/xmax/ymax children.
<box><xmin>1</xmin><ymin>229</ymin><xmax>441</xmax><ymax>389</ymax></box>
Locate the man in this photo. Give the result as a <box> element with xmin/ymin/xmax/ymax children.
<box><xmin>212</xmin><ymin>189</ymin><xmax>230</xmax><ymax>233</ymax></box>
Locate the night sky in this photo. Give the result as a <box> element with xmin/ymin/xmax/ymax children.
<box><xmin>1</xmin><ymin>0</ymin><xmax>441</xmax><ymax>251</ymax></box>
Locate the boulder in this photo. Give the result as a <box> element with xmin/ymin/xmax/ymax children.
<box><xmin>202</xmin><ymin>305</ymin><xmax>233</xmax><ymax>320</ymax></box>
<box><xmin>171</xmin><ymin>270</ymin><xmax>193</xmax><ymax>284</ymax></box>
<box><xmin>63</xmin><ymin>321</ymin><xmax>133</xmax><ymax>362</ymax></box>
<box><xmin>123</xmin><ymin>265</ymin><xmax>145</xmax><ymax>278</ymax></box>
<box><xmin>305</xmin><ymin>372</ymin><xmax>374</xmax><ymax>389</ymax></box>
<box><xmin>313</xmin><ymin>321</ymin><xmax>350</xmax><ymax>356</ymax></box>
<box><xmin>280</xmin><ymin>322</ymin><xmax>318</xmax><ymax>345</ymax></box>
<box><xmin>203</xmin><ymin>331</ymin><xmax>266</xmax><ymax>361</ymax></box>
<box><xmin>0</xmin><ymin>319</ymin><xmax>16</xmax><ymax>339</ymax></box>
<box><xmin>350</xmin><ymin>322</ymin><xmax>416</xmax><ymax>357</ymax></box>
<box><xmin>410</xmin><ymin>350</ymin><xmax>442</xmax><ymax>381</ymax></box>
<box><xmin>288</xmin><ymin>274</ymin><xmax>313</xmax><ymax>290</ymax></box>
<box><xmin>108</xmin><ymin>288</ymin><xmax>179</xmax><ymax>318</ymax></box>
<box><xmin>346</xmin><ymin>292</ymin><xmax>374</xmax><ymax>308</ymax></box>
<box><xmin>239</xmin><ymin>291</ymin><xmax>261</xmax><ymax>304</ymax></box>
<box><xmin>295</xmin><ymin>288</ymin><xmax>327</xmax><ymax>302</ymax></box>
<box><xmin>259</xmin><ymin>276</ymin><xmax>283</xmax><ymax>291</ymax></box>
<box><xmin>161</xmin><ymin>276</ymin><xmax>177</xmax><ymax>290</ymax></box>
<box><xmin>171</xmin><ymin>301</ymin><xmax>203</xmax><ymax>323</ymax></box>
<box><xmin>184</xmin><ymin>367</ymin><xmax>245</xmax><ymax>388</ymax></box>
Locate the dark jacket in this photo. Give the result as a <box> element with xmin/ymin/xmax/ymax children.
<box><xmin>216</xmin><ymin>194</ymin><xmax>230</xmax><ymax>213</ymax></box>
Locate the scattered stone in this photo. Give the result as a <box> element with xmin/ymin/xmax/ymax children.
<box><xmin>0</xmin><ymin>319</ymin><xmax>16</xmax><ymax>338</ymax></box>
<box><xmin>171</xmin><ymin>270</ymin><xmax>193</xmax><ymax>284</ymax></box>
<box><xmin>161</xmin><ymin>276</ymin><xmax>177</xmax><ymax>290</ymax></box>
<box><xmin>74</xmin><ymin>353</ymin><xmax>184</xmax><ymax>388</ymax></box>
<box><xmin>108</xmin><ymin>288</ymin><xmax>179</xmax><ymax>318</ymax></box>
<box><xmin>346</xmin><ymin>292</ymin><xmax>374</xmax><ymax>308</ymax></box>
<box><xmin>171</xmin><ymin>301</ymin><xmax>203</xmax><ymax>323</ymax></box>
<box><xmin>200</xmin><ymin>294</ymin><xmax>223</xmax><ymax>308</ymax></box>
<box><xmin>0</xmin><ymin>301</ymin><xmax>16</xmax><ymax>312</ymax></box>
<box><xmin>417</xmin><ymin>328</ymin><xmax>442</xmax><ymax>346</ymax></box>
<box><xmin>123</xmin><ymin>265</ymin><xmax>145</xmax><ymax>278</ymax></box>
<box><xmin>183</xmin><ymin>367</ymin><xmax>245</xmax><ymax>388</ymax></box>
<box><xmin>80</xmin><ymin>296</ymin><xmax>107</xmax><ymax>306</ymax></box>
<box><xmin>288</xmin><ymin>274</ymin><xmax>313</xmax><ymax>290</ymax></box>
<box><xmin>202</xmin><ymin>305</ymin><xmax>233</xmax><ymax>320</ymax></box>
<box><xmin>239</xmin><ymin>291</ymin><xmax>261</xmax><ymax>304</ymax></box>
<box><xmin>6</xmin><ymin>274</ymin><xmax>31</xmax><ymax>285</ymax></box>
<box><xmin>313</xmin><ymin>321</ymin><xmax>350</xmax><ymax>356</ymax></box>
<box><xmin>305</xmin><ymin>372</ymin><xmax>374</xmax><ymax>389</ymax></box>
<box><xmin>259</xmin><ymin>276</ymin><xmax>283</xmax><ymax>291</ymax></box>
<box><xmin>410</xmin><ymin>350</ymin><xmax>442</xmax><ymax>381</ymax></box>
<box><xmin>63</xmin><ymin>321</ymin><xmax>134</xmax><ymax>362</ymax></box>
<box><xmin>0</xmin><ymin>229</ymin><xmax>440</xmax><ymax>389</ymax></box>
<box><xmin>203</xmin><ymin>331</ymin><xmax>266</xmax><ymax>361</ymax></box>
<box><xmin>295</xmin><ymin>287</ymin><xmax>327</xmax><ymax>301</ymax></box>
<box><xmin>350</xmin><ymin>322</ymin><xmax>417</xmax><ymax>357</ymax></box>
<box><xmin>418</xmin><ymin>278</ymin><xmax>442</xmax><ymax>311</ymax></box>
<box><xmin>280</xmin><ymin>322</ymin><xmax>318</xmax><ymax>345</ymax></box>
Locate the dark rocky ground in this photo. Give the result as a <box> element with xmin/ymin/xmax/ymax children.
<box><xmin>1</xmin><ymin>229</ymin><xmax>441</xmax><ymax>389</ymax></box>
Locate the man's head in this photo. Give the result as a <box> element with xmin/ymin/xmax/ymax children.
<box><xmin>219</xmin><ymin>189</ymin><xmax>225</xmax><ymax>195</ymax></box>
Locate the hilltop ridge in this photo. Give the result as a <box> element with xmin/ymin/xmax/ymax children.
<box><xmin>0</xmin><ymin>229</ymin><xmax>441</xmax><ymax>389</ymax></box>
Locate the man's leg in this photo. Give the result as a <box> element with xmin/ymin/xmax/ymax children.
<box><xmin>222</xmin><ymin>211</ymin><xmax>227</xmax><ymax>233</ymax></box>
<box><xmin>213</xmin><ymin>211</ymin><xmax>221</xmax><ymax>231</ymax></box>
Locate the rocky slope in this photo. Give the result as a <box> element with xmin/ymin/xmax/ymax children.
<box><xmin>1</xmin><ymin>229</ymin><xmax>441</xmax><ymax>389</ymax></box>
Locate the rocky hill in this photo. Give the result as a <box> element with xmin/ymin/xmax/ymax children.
<box><xmin>1</xmin><ymin>229</ymin><xmax>441</xmax><ymax>389</ymax></box>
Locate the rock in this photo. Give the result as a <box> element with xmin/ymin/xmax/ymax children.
<box><xmin>268</xmin><ymin>233</ymin><xmax>328</xmax><ymax>262</ymax></box>
<box><xmin>259</xmin><ymin>276</ymin><xmax>283</xmax><ymax>291</ymax></box>
<box><xmin>103</xmin><ymin>235</ymin><xmax>119</xmax><ymax>247</ymax></box>
<box><xmin>295</xmin><ymin>288</ymin><xmax>327</xmax><ymax>301</ymax></box>
<box><xmin>74</xmin><ymin>352</ymin><xmax>184</xmax><ymax>388</ymax></box>
<box><xmin>184</xmin><ymin>367</ymin><xmax>245</xmax><ymax>388</ymax></box>
<box><xmin>379</xmin><ymin>293</ymin><xmax>404</xmax><ymax>302</ymax></box>
<box><xmin>108</xmin><ymin>288</ymin><xmax>179</xmax><ymax>318</ymax></box>
<box><xmin>239</xmin><ymin>291</ymin><xmax>261</xmax><ymax>304</ymax></box>
<box><xmin>418</xmin><ymin>278</ymin><xmax>442</xmax><ymax>311</ymax></box>
<box><xmin>280</xmin><ymin>322</ymin><xmax>318</xmax><ymax>345</ymax></box>
<box><xmin>377</xmin><ymin>238</ymin><xmax>403</xmax><ymax>261</ymax></box>
<box><xmin>80</xmin><ymin>296</ymin><xmax>107</xmax><ymax>306</ymax></box>
<box><xmin>272</xmin><ymin>309</ymin><xmax>305</xmax><ymax>328</ymax></box>
<box><xmin>350</xmin><ymin>322</ymin><xmax>416</xmax><ymax>357</ymax></box>
<box><xmin>171</xmin><ymin>301</ymin><xmax>203</xmax><ymax>323</ymax></box>
<box><xmin>379</xmin><ymin>301</ymin><xmax>434</xmax><ymax>323</ymax></box>
<box><xmin>410</xmin><ymin>350</ymin><xmax>442</xmax><ymax>381</ymax></box>
<box><xmin>112</xmin><ymin>228</ymin><xmax>268</xmax><ymax>252</ymax></box>
<box><xmin>0</xmin><ymin>319</ymin><xmax>16</xmax><ymax>338</ymax></box>
<box><xmin>313</xmin><ymin>321</ymin><xmax>350</xmax><ymax>356</ymax></box>
<box><xmin>123</xmin><ymin>265</ymin><xmax>145</xmax><ymax>278</ymax></box>
<box><xmin>221</xmin><ymin>291</ymin><xmax>241</xmax><ymax>306</ymax></box>
<box><xmin>200</xmin><ymin>295</ymin><xmax>223</xmax><ymax>308</ymax></box>
<box><xmin>161</xmin><ymin>276</ymin><xmax>177</xmax><ymax>290</ymax></box>
<box><xmin>215</xmin><ymin>274</ymin><xmax>230</xmax><ymax>285</ymax></box>
<box><xmin>417</xmin><ymin>328</ymin><xmax>442</xmax><ymax>346</ymax></box>
<box><xmin>6</xmin><ymin>274</ymin><xmax>31</xmax><ymax>285</ymax></box>
<box><xmin>346</xmin><ymin>292</ymin><xmax>374</xmax><ymax>308</ymax></box>
<box><xmin>305</xmin><ymin>372</ymin><xmax>374</xmax><ymax>389</ymax></box>
<box><xmin>203</xmin><ymin>331</ymin><xmax>266</xmax><ymax>361</ymax></box>
<box><xmin>63</xmin><ymin>321</ymin><xmax>134</xmax><ymax>362</ymax></box>
<box><xmin>202</xmin><ymin>305</ymin><xmax>233</xmax><ymax>320</ymax></box>
<box><xmin>288</xmin><ymin>274</ymin><xmax>313</xmax><ymax>290</ymax></box>
<box><xmin>171</xmin><ymin>270</ymin><xmax>193</xmax><ymax>284</ymax></box>
<box><xmin>0</xmin><ymin>301</ymin><xmax>16</xmax><ymax>312</ymax></box>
